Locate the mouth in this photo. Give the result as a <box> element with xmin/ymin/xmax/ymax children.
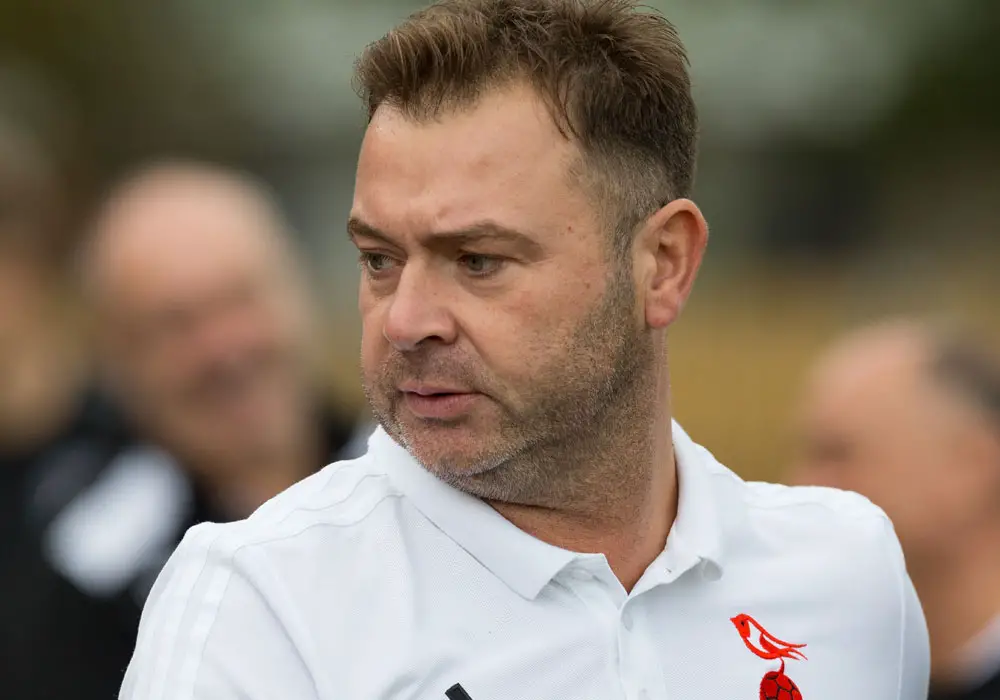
<box><xmin>397</xmin><ymin>384</ymin><xmax>481</xmax><ymax>420</ymax></box>
<box><xmin>398</xmin><ymin>382</ymin><xmax>471</xmax><ymax>395</ymax></box>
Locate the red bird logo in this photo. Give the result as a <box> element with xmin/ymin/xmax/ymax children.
<box><xmin>731</xmin><ymin>614</ymin><xmax>807</xmax><ymax>700</ymax></box>
<box><xmin>730</xmin><ymin>614</ymin><xmax>807</xmax><ymax>662</ymax></box>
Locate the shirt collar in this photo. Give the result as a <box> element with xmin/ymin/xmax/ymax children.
<box><xmin>368</xmin><ymin>418</ymin><xmax>728</xmax><ymax>600</ymax></box>
<box><xmin>666</xmin><ymin>421</ymin><xmax>726</xmax><ymax>579</ymax></box>
<box><xmin>369</xmin><ymin>428</ymin><xmax>577</xmax><ymax>599</ymax></box>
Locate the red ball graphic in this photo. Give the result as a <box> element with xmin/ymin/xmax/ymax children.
<box><xmin>759</xmin><ymin>668</ymin><xmax>803</xmax><ymax>700</ymax></box>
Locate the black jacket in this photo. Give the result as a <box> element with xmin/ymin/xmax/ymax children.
<box><xmin>0</xmin><ymin>393</ymin><xmax>364</xmax><ymax>700</ymax></box>
<box><xmin>931</xmin><ymin>671</ymin><xmax>1000</xmax><ymax>700</ymax></box>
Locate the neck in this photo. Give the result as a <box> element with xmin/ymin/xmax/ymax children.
<box><xmin>914</xmin><ymin>530</ymin><xmax>1000</xmax><ymax>686</ymax></box>
<box><xmin>491</xmin><ymin>359</ymin><xmax>676</xmax><ymax>592</ymax></box>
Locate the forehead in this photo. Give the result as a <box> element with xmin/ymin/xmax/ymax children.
<box><xmin>94</xmin><ymin>190</ymin><xmax>284</xmax><ymax>317</ymax></box>
<box><xmin>802</xmin><ymin>330</ymin><xmax>939</xmax><ymax>433</ymax></box>
<box><xmin>352</xmin><ymin>83</ymin><xmax>597</xmax><ymax>242</ymax></box>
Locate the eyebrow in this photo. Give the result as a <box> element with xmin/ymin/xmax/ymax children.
<box><xmin>347</xmin><ymin>216</ymin><xmax>544</xmax><ymax>257</ymax></box>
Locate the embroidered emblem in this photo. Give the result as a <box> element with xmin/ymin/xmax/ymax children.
<box><xmin>730</xmin><ymin>613</ymin><xmax>807</xmax><ymax>700</ymax></box>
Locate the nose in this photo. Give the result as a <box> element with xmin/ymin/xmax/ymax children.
<box><xmin>382</xmin><ymin>263</ymin><xmax>458</xmax><ymax>352</ymax></box>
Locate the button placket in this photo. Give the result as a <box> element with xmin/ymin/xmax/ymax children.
<box><xmin>559</xmin><ymin>567</ymin><xmax>623</xmax><ymax>633</ymax></box>
<box><xmin>556</xmin><ymin>567</ymin><xmax>632</xmax><ymax>700</ymax></box>
<box><xmin>616</xmin><ymin>602</ymin><xmax>640</xmax><ymax>700</ymax></box>
<box><xmin>621</xmin><ymin>607</ymin><xmax>635</xmax><ymax>632</ymax></box>
<box><xmin>617</xmin><ymin>598</ymin><xmax>670</xmax><ymax>700</ymax></box>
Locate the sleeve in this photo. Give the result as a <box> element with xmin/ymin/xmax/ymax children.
<box><xmin>885</xmin><ymin>519</ymin><xmax>931</xmax><ymax>700</ymax></box>
<box><xmin>119</xmin><ymin>523</ymin><xmax>319</xmax><ymax>700</ymax></box>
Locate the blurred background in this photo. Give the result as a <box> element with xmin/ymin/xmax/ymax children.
<box><xmin>0</xmin><ymin>0</ymin><xmax>997</xmax><ymax>697</ymax></box>
<box><xmin>1</xmin><ymin>0</ymin><xmax>997</xmax><ymax>474</ymax></box>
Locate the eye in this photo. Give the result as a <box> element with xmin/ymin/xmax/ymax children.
<box><xmin>359</xmin><ymin>252</ymin><xmax>397</xmax><ymax>275</ymax></box>
<box><xmin>459</xmin><ymin>254</ymin><xmax>504</xmax><ymax>277</ymax></box>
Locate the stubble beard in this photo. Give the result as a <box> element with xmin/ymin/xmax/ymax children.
<box><xmin>363</xmin><ymin>263</ymin><xmax>659</xmax><ymax>510</ymax></box>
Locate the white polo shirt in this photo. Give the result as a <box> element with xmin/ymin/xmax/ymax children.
<box><xmin>120</xmin><ymin>422</ymin><xmax>929</xmax><ymax>700</ymax></box>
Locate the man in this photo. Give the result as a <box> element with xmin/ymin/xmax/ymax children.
<box><xmin>0</xmin><ymin>67</ymin><xmax>104</xmax><ymax>561</ymax></box>
<box><xmin>1</xmin><ymin>160</ymin><xmax>363</xmax><ymax>699</ymax></box>
<box><xmin>788</xmin><ymin>319</ymin><xmax>1000</xmax><ymax>700</ymax></box>
<box><xmin>79</xmin><ymin>161</ymin><xmax>362</xmax><ymax>523</ymax></box>
<box><xmin>121</xmin><ymin>3</ymin><xmax>929</xmax><ymax>699</ymax></box>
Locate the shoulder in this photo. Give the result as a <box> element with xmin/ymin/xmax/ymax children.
<box><xmin>682</xmin><ymin>427</ymin><xmax>907</xmax><ymax>599</ymax></box>
<box><xmin>720</xmin><ymin>471</ymin><xmax>915</xmax><ymax>628</ymax></box>
<box><xmin>679</xmin><ymin>424</ymin><xmax>895</xmax><ymax>552</ymax></box>
<box><xmin>122</xmin><ymin>453</ymin><xmax>409</xmax><ymax>698</ymax></box>
<box><xmin>180</xmin><ymin>451</ymin><xmax>405</xmax><ymax>566</ymax></box>
<box><xmin>144</xmin><ymin>451</ymin><xmax>406</xmax><ymax>608</ymax></box>
<box><xmin>741</xmin><ymin>478</ymin><xmax>893</xmax><ymax>534</ymax></box>
<box><xmin>724</xmin><ymin>467</ymin><xmax>903</xmax><ymax>573</ymax></box>
<box><xmin>727</xmin><ymin>479</ymin><xmax>928</xmax><ymax>694</ymax></box>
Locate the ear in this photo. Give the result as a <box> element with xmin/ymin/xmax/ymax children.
<box><xmin>633</xmin><ymin>198</ymin><xmax>709</xmax><ymax>329</ymax></box>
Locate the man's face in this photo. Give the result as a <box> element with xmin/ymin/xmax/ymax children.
<box><xmin>98</xmin><ymin>191</ymin><xmax>312</xmax><ymax>470</ymax></box>
<box><xmin>787</xmin><ymin>331</ymin><xmax>997</xmax><ymax>568</ymax></box>
<box><xmin>351</xmin><ymin>84</ymin><xmax>650</xmax><ymax>496</ymax></box>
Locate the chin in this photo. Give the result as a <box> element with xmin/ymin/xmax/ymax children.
<box><xmin>404</xmin><ymin>434</ymin><xmax>475</xmax><ymax>471</ymax></box>
<box><xmin>375</xmin><ymin>404</ymin><xmax>504</xmax><ymax>470</ymax></box>
<box><xmin>401</xmin><ymin>430</ymin><xmax>498</xmax><ymax>476</ymax></box>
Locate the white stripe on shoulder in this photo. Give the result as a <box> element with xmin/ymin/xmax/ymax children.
<box><xmin>233</xmin><ymin>452</ymin><xmax>402</xmax><ymax>542</ymax></box>
<box><xmin>136</xmin><ymin>522</ymin><xmax>230</xmax><ymax>700</ymax></box>
<box><xmin>174</xmin><ymin>527</ymin><xmax>237</xmax><ymax>700</ymax></box>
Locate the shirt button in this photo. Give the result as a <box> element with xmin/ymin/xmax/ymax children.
<box><xmin>638</xmin><ymin>690</ymin><xmax>650</xmax><ymax>700</ymax></box>
<box><xmin>622</xmin><ymin>609</ymin><xmax>634</xmax><ymax>631</ymax></box>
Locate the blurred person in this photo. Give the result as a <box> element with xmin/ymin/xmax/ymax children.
<box><xmin>122</xmin><ymin>2</ymin><xmax>928</xmax><ymax>699</ymax></box>
<box><xmin>81</xmin><ymin>160</ymin><xmax>363</xmax><ymax>520</ymax></box>
<box><xmin>0</xmin><ymin>65</ymin><xmax>140</xmax><ymax>700</ymax></box>
<box><xmin>0</xmin><ymin>66</ymin><xmax>124</xmax><ymax>559</ymax></box>
<box><xmin>788</xmin><ymin>319</ymin><xmax>1000</xmax><ymax>699</ymax></box>
<box><xmin>0</xmin><ymin>159</ymin><xmax>365</xmax><ymax>699</ymax></box>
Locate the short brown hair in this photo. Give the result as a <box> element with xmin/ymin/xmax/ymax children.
<box><xmin>353</xmin><ymin>0</ymin><xmax>698</xmax><ymax>253</ymax></box>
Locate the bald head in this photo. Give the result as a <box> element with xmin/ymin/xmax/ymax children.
<box><xmin>83</xmin><ymin>161</ymin><xmax>301</xmax><ymax>309</ymax></box>
<box><xmin>82</xmin><ymin>161</ymin><xmax>317</xmax><ymax>473</ymax></box>
<box><xmin>788</xmin><ymin>318</ymin><xmax>1000</xmax><ymax>570</ymax></box>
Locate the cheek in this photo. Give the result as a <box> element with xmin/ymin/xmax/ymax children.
<box><xmin>866</xmin><ymin>455</ymin><xmax>952</xmax><ymax>533</ymax></box>
<box><xmin>359</xmin><ymin>328</ymin><xmax>380</xmax><ymax>370</ymax></box>
<box><xmin>358</xmin><ymin>303</ymin><xmax>389</xmax><ymax>371</ymax></box>
<box><xmin>916</xmin><ymin>460</ymin><xmax>983</xmax><ymax>525</ymax></box>
<box><xmin>159</xmin><ymin>342</ymin><xmax>219</xmax><ymax>395</ymax></box>
<box><xmin>461</xmin><ymin>294</ymin><xmax>583</xmax><ymax>378</ymax></box>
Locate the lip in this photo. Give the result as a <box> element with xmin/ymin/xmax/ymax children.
<box><xmin>399</xmin><ymin>387</ymin><xmax>481</xmax><ymax>420</ymax></box>
<box><xmin>398</xmin><ymin>382</ymin><xmax>472</xmax><ymax>396</ymax></box>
